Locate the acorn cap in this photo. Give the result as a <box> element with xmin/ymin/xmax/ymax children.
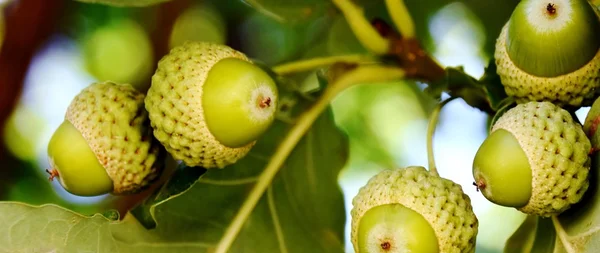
<box><xmin>495</xmin><ymin>0</ymin><xmax>600</xmax><ymax>107</ymax></box>
<box><xmin>491</xmin><ymin>101</ymin><xmax>591</xmax><ymax>216</ymax></box>
<box><xmin>66</xmin><ymin>81</ymin><xmax>164</xmax><ymax>194</ymax></box>
<box><xmin>145</xmin><ymin>41</ymin><xmax>257</xmax><ymax>168</ymax></box>
<box><xmin>351</xmin><ymin>166</ymin><xmax>478</xmax><ymax>253</ymax></box>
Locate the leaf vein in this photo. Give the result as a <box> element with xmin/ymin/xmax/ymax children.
<box><xmin>569</xmin><ymin>225</ymin><xmax>600</xmax><ymax>240</ymax></box>
<box><xmin>552</xmin><ymin>216</ymin><xmax>577</xmax><ymax>253</ymax></box>
<box><xmin>125</xmin><ymin>241</ymin><xmax>214</xmax><ymax>248</ymax></box>
<box><xmin>305</xmin><ymin>130</ymin><xmax>317</xmax><ymax>196</ymax></box>
<box><xmin>268</xmin><ymin>186</ymin><xmax>287</xmax><ymax>253</ymax></box>
<box><xmin>247</xmin><ymin>152</ymin><xmax>270</xmax><ymax>162</ymax></box>
<box><xmin>96</xmin><ymin>225</ymin><xmax>100</xmax><ymax>253</ymax></box>
<box><xmin>198</xmin><ymin>177</ymin><xmax>258</xmax><ymax>186</ymax></box>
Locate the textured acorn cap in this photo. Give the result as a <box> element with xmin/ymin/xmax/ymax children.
<box><xmin>351</xmin><ymin>166</ymin><xmax>478</xmax><ymax>253</ymax></box>
<box><xmin>66</xmin><ymin>81</ymin><xmax>164</xmax><ymax>194</ymax></box>
<box><xmin>492</xmin><ymin>101</ymin><xmax>591</xmax><ymax>216</ymax></box>
<box><xmin>145</xmin><ymin>41</ymin><xmax>255</xmax><ymax>168</ymax></box>
<box><xmin>495</xmin><ymin>18</ymin><xmax>600</xmax><ymax>107</ymax></box>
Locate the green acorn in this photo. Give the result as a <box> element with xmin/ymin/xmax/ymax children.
<box><xmin>583</xmin><ymin>95</ymin><xmax>600</xmax><ymax>143</ymax></box>
<box><xmin>351</xmin><ymin>166</ymin><xmax>478</xmax><ymax>253</ymax></box>
<box><xmin>473</xmin><ymin>101</ymin><xmax>591</xmax><ymax>217</ymax></box>
<box><xmin>168</xmin><ymin>3</ymin><xmax>226</xmax><ymax>49</ymax></box>
<box><xmin>145</xmin><ymin>41</ymin><xmax>278</xmax><ymax>168</ymax></box>
<box><xmin>83</xmin><ymin>19</ymin><xmax>154</xmax><ymax>91</ymax></box>
<box><xmin>495</xmin><ymin>0</ymin><xmax>600</xmax><ymax>107</ymax></box>
<box><xmin>47</xmin><ymin>82</ymin><xmax>165</xmax><ymax>196</ymax></box>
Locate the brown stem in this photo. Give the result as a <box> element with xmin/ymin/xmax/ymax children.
<box><xmin>259</xmin><ymin>97</ymin><xmax>272</xmax><ymax>108</ymax></box>
<box><xmin>45</xmin><ymin>169</ymin><xmax>59</xmax><ymax>181</ymax></box>
<box><xmin>546</xmin><ymin>3</ymin><xmax>556</xmax><ymax>15</ymax></box>
<box><xmin>388</xmin><ymin>37</ymin><xmax>446</xmax><ymax>81</ymax></box>
<box><xmin>381</xmin><ymin>241</ymin><xmax>391</xmax><ymax>250</ymax></box>
<box><xmin>149</xmin><ymin>0</ymin><xmax>190</xmax><ymax>63</ymax></box>
<box><xmin>588</xmin><ymin>116</ymin><xmax>600</xmax><ymax>137</ymax></box>
<box><xmin>0</xmin><ymin>0</ymin><xmax>64</xmax><ymax>159</ymax></box>
<box><xmin>371</xmin><ymin>18</ymin><xmax>494</xmax><ymax>114</ymax></box>
<box><xmin>371</xmin><ymin>18</ymin><xmax>445</xmax><ymax>82</ymax></box>
<box><xmin>473</xmin><ymin>179</ymin><xmax>486</xmax><ymax>192</ymax></box>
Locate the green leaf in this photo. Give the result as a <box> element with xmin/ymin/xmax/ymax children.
<box><xmin>479</xmin><ymin>60</ymin><xmax>509</xmax><ymax>111</ymax></box>
<box><xmin>130</xmin><ymin>163</ymin><xmax>207</xmax><ymax>228</ymax></box>
<box><xmin>326</xmin><ymin>16</ymin><xmax>368</xmax><ymax>56</ymax></box>
<box><xmin>72</xmin><ymin>0</ymin><xmax>171</xmax><ymax>7</ymax></box>
<box><xmin>136</xmin><ymin>108</ymin><xmax>348</xmax><ymax>252</ymax></box>
<box><xmin>426</xmin><ymin>63</ymin><xmax>507</xmax><ymax>114</ymax></box>
<box><xmin>504</xmin><ymin>216</ymin><xmax>556</xmax><ymax>253</ymax></box>
<box><xmin>241</xmin><ymin>0</ymin><xmax>332</xmax><ymax>23</ymax></box>
<box><xmin>0</xmin><ymin>108</ymin><xmax>348</xmax><ymax>253</ymax></box>
<box><xmin>239</xmin><ymin>13</ymin><xmax>304</xmax><ymax>65</ymax></box>
<box><xmin>437</xmin><ymin>67</ymin><xmax>489</xmax><ymax>109</ymax></box>
<box><xmin>332</xmin><ymin>80</ymin><xmax>431</xmax><ymax>168</ymax></box>
<box><xmin>0</xmin><ymin>203</ymin><xmax>149</xmax><ymax>252</ymax></box>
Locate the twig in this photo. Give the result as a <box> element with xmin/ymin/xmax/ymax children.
<box><xmin>427</xmin><ymin>97</ymin><xmax>456</xmax><ymax>176</ymax></box>
<box><xmin>371</xmin><ymin>19</ymin><xmax>496</xmax><ymax>114</ymax></box>
<box><xmin>384</xmin><ymin>0</ymin><xmax>415</xmax><ymax>38</ymax></box>
<box><xmin>149</xmin><ymin>0</ymin><xmax>190</xmax><ymax>62</ymax></box>
<box><xmin>388</xmin><ymin>37</ymin><xmax>445</xmax><ymax>82</ymax></box>
<box><xmin>272</xmin><ymin>54</ymin><xmax>377</xmax><ymax>75</ymax></box>
<box><xmin>368</xmin><ymin>18</ymin><xmax>446</xmax><ymax>83</ymax></box>
<box><xmin>331</xmin><ymin>0</ymin><xmax>390</xmax><ymax>54</ymax></box>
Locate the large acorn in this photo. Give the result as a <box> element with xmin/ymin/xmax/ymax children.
<box><xmin>473</xmin><ymin>101</ymin><xmax>591</xmax><ymax>217</ymax></box>
<box><xmin>47</xmin><ymin>82</ymin><xmax>165</xmax><ymax>196</ymax></box>
<box><xmin>495</xmin><ymin>0</ymin><xmax>600</xmax><ymax>107</ymax></box>
<box><xmin>351</xmin><ymin>166</ymin><xmax>478</xmax><ymax>253</ymax></box>
<box><xmin>145</xmin><ymin>41</ymin><xmax>278</xmax><ymax>168</ymax></box>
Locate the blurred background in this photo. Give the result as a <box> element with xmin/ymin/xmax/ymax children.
<box><xmin>0</xmin><ymin>0</ymin><xmax>582</xmax><ymax>252</ymax></box>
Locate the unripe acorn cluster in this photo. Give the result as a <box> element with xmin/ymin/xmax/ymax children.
<box><xmin>350</xmin><ymin>0</ymin><xmax>600</xmax><ymax>252</ymax></box>
<box><xmin>43</xmin><ymin>0</ymin><xmax>600</xmax><ymax>251</ymax></box>
<box><xmin>472</xmin><ymin>0</ymin><xmax>600</xmax><ymax>218</ymax></box>
<box><xmin>46</xmin><ymin>41</ymin><xmax>279</xmax><ymax>196</ymax></box>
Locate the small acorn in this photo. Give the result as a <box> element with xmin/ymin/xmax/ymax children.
<box><xmin>583</xmin><ymin>95</ymin><xmax>600</xmax><ymax>143</ymax></box>
<box><xmin>495</xmin><ymin>0</ymin><xmax>600</xmax><ymax>107</ymax></box>
<box><xmin>145</xmin><ymin>41</ymin><xmax>278</xmax><ymax>168</ymax></box>
<box><xmin>168</xmin><ymin>3</ymin><xmax>226</xmax><ymax>49</ymax></box>
<box><xmin>473</xmin><ymin>101</ymin><xmax>591</xmax><ymax>217</ymax></box>
<box><xmin>351</xmin><ymin>166</ymin><xmax>478</xmax><ymax>253</ymax></box>
<box><xmin>47</xmin><ymin>82</ymin><xmax>165</xmax><ymax>196</ymax></box>
<box><xmin>83</xmin><ymin>19</ymin><xmax>154</xmax><ymax>91</ymax></box>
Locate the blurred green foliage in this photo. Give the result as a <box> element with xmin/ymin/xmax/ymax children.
<box><xmin>0</xmin><ymin>0</ymin><xmax>525</xmax><ymax>252</ymax></box>
<box><xmin>2</xmin><ymin>0</ymin><xmax>521</xmax><ymax>223</ymax></box>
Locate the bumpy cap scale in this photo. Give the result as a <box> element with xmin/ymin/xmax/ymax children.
<box><xmin>351</xmin><ymin>166</ymin><xmax>478</xmax><ymax>253</ymax></box>
<box><xmin>495</xmin><ymin>0</ymin><xmax>600</xmax><ymax>107</ymax></box>
<box><xmin>474</xmin><ymin>101</ymin><xmax>591</xmax><ymax>217</ymax></box>
<box><xmin>50</xmin><ymin>82</ymin><xmax>165</xmax><ymax>195</ymax></box>
<box><xmin>145</xmin><ymin>41</ymin><xmax>278</xmax><ymax>168</ymax></box>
